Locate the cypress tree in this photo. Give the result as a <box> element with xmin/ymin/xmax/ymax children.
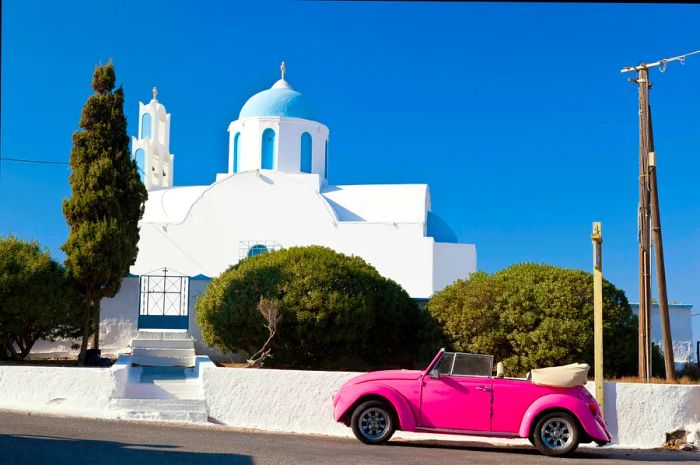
<box><xmin>62</xmin><ymin>63</ymin><xmax>147</xmax><ymax>364</ymax></box>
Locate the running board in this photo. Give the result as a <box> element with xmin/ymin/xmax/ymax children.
<box><xmin>414</xmin><ymin>427</ymin><xmax>520</xmax><ymax>438</ymax></box>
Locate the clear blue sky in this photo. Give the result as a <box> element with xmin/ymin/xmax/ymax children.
<box><xmin>2</xmin><ymin>1</ymin><xmax>700</xmax><ymax>340</ymax></box>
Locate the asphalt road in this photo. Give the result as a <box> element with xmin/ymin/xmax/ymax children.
<box><xmin>0</xmin><ymin>410</ymin><xmax>698</xmax><ymax>465</ymax></box>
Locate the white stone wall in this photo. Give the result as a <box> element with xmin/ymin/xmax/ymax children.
<box><xmin>0</xmin><ymin>366</ymin><xmax>115</xmax><ymax>417</ymax></box>
<box><xmin>593</xmin><ymin>381</ymin><xmax>700</xmax><ymax>447</ymax></box>
<box><xmin>203</xmin><ymin>369</ymin><xmax>700</xmax><ymax>447</ymax></box>
<box><xmin>1</xmin><ymin>363</ymin><xmax>699</xmax><ymax>448</ymax></box>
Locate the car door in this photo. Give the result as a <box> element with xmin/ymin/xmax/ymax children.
<box><xmin>418</xmin><ymin>352</ymin><xmax>493</xmax><ymax>432</ymax></box>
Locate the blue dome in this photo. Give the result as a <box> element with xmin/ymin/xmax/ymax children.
<box><xmin>427</xmin><ymin>211</ymin><xmax>459</xmax><ymax>243</ymax></box>
<box><xmin>239</xmin><ymin>81</ymin><xmax>315</xmax><ymax>120</ymax></box>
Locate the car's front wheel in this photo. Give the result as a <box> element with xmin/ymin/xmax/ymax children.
<box><xmin>350</xmin><ymin>400</ymin><xmax>396</xmax><ymax>445</ymax></box>
<box><xmin>532</xmin><ymin>411</ymin><xmax>580</xmax><ymax>457</ymax></box>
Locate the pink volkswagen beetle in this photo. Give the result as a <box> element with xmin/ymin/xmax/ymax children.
<box><xmin>332</xmin><ymin>349</ymin><xmax>611</xmax><ymax>457</ymax></box>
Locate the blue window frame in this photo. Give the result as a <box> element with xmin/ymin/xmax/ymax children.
<box><xmin>300</xmin><ymin>132</ymin><xmax>312</xmax><ymax>173</ymax></box>
<box><xmin>247</xmin><ymin>244</ymin><xmax>269</xmax><ymax>258</ymax></box>
<box><xmin>261</xmin><ymin>128</ymin><xmax>275</xmax><ymax>169</ymax></box>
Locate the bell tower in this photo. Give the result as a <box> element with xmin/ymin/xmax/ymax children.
<box><xmin>131</xmin><ymin>87</ymin><xmax>174</xmax><ymax>190</ymax></box>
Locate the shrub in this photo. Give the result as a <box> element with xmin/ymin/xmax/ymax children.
<box><xmin>0</xmin><ymin>236</ymin><xmax>84</xmax><ymax>360</ymax></box>
<box><xmin>427</xmin><ymin>263</ymin><xmax>638</xmax><ymax>377</ymax></box>
<box><xmin>196</xmin><ymin>246</ymin><xmax>427</xmax><ymax>369</ymax></box>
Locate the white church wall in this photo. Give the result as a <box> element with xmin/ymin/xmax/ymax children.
<box><xmin>631</xmin><ymin>303</ymin><xmax>694</xmax><ymax>366</ymax></box>
<box><xmin>130</xmin><ymin>171</ymin><xmax>463</xmax><ymax>299</ymax></box>
<box><xmin>433</xmin><ymin>242</ymin><xmax>477</xmax><ymax>291</ymax></box>
<box><xmin>98</xmin><ymin>277</ymin><xmax>140</xmax><ymax>355</ymax></box>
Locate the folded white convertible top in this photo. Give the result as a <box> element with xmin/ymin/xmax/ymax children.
<box><xmin>531</xmin><ymin>363</ymin><xmax>590</xmax><ymax>387</ymax></box>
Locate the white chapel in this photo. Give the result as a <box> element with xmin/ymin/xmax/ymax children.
<box><xmin>56</xmin><ymin>64</ymin><xmax>477</xmax><ymax>354</ymax></box>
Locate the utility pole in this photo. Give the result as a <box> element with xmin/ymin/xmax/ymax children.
<box><xmin>621</xmin><ymin>50</ymin><xmax>699</xmax><ymax>381</ymax></box>
<box><xmin>637</xmin><ymin>66</ymin><xmax>652</xmax><ymax>381</ymax></box>
<box><xmin>592</xmin><ymin>222</ymin><xmax>604</xmax><ymax>418</ymax></box>
<box><xmin>648</xmin><ymin>109</ymin><xmax>676</xmax><ymax>380</ymax></box>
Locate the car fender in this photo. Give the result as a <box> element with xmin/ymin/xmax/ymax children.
<box><xmin>334</xmin><ymin>382</ymin><xmax>417</xmax><ymax>431</ymax></box>
<box><xmin>518</xmin><ymin>393</ymin><xmax>609</xmax><ymax>442</ymax></box>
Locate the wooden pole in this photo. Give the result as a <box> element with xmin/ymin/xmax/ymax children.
<box><xmin>637</xmin><ymin>67</ymin><xmax>653</xmax><ymax>381</ymax></box>
<box><xmin>592</xmin><ymin>222</ymin><xmax>604</xmax><ymax>418</ymax></box>
<box><xmin>648</xmin><ymin>106</ymin><xmax>676</xmax><ymax>380</ymax></box>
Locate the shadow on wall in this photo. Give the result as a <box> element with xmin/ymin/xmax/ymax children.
<box><xmin>0</xmin><ymin>434</ymin><xmax>253</xmax><ymax>465</ymax></box>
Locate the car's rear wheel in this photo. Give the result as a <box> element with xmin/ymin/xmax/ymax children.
<box><xmin>532</xmin><ymin>411</ymin><xmax>580</xmax><ymax>457</ymax></box>
<box><xmin>351</xmin><ymin>400</ymin><xmax>396</xmax><ymax>445</ymax></box>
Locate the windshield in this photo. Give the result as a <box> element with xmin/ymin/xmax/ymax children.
<box><xmin>433</xmin><ymin>351</ymin><xmax>493</xmax><ymax>377</ymax></box>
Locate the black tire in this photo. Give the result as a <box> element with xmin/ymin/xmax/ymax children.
<box><xmin>532</xmin><ymin>411</ymin><xmax>580</xmax><ymax>457</ymax></box>
<box><xmin>350</xmin><ymin>400</ymin><xmax>396</xmax><ymax>445</ymax></box>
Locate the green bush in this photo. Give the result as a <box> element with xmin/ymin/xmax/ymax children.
<box><xmin>195</xmin><ymin>246</ymin><xmax>428</xmax><ymax>369</ymax></box>
<box><xmin>196</xmin><ymin>246</ymin><xmax>432</xmax><ymax>368</ymax></box>
<box><xmin>427</xmin><ymin>263</ymin><xmax>638</xmax><ymax>377</ymax></box>
<box><xmin>0</xmin><ymin>236</ymin><xmax>84</xmax><ymax>360</ymax></box>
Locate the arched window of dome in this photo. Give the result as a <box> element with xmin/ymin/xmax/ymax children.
<box><xmin>134</xmin><ymin>148</ymin><xmax>145</xmax><ymax>182</ymax></box>
<box><xmin>247</xmin><ymin>244</ymin><xmax>268</xmax><ymax>258</ymax></box>
<box><xmin>324</xmin><ymin>139</ymin><xmax>329</xmax><ymax>179</ymax></box>
<box><xmin>233</xmin><ymin>132</ymin><xmax>241</xmax><ymax>173</ymax></box>
<box><xmin>141</xmin><ymin>113</ymin><xmax>152</xmax><ymax>140</ymax></box>
<box><xmin>300</xmin><ymin>132</ymin><xmax>312</xmax><ymax>173</ymax></box>
<box><xmin>261</xmin><ymin>128</ymin><xmax>275</xmax><ymax>169</ymax></box>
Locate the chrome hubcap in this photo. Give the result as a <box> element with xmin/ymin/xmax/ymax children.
<box><xmin>359</xmin><ymin>408</ymin><xmax>388</xmax><ymax>439</ymax></box>
<box><xmin>541</xmin><ymin>417</ymin><xmax>573</xmax><ymax>450</ymax></box>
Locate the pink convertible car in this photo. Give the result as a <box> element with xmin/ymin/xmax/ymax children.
<box><xmin>332</xmin><ymin>349</ymin><xmax>612</xmax><ymax>457</ymax></box>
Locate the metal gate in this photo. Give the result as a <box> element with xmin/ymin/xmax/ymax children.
<box><xmin>138</xmin><ymin>268</ymin><xmax>189</xmax><ymax>330</ymax></box>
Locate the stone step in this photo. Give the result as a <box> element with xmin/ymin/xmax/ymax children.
<box><xmin>108</xmin><ymin>398</ymin><xmax>208</xmax><ymax>424</ymax></box>
<box><xmin>120</xmin><ymin>382</ymin><xmax>202</xmax><ymax>400</ymax></box>
<box><xmin>131</xmin><ymin>354</ymin><xmax>196</xmax><ymax>367</ymax></box>
<box><xmin>134</xmin><ymin>331</ymin><xmax>191</xmax><ymax>340</ymax></box>
<box><xmin>132</xmin><ymin>347</ymin><xmax>195</xmax><ymax>359</ymax></box>
<box><xmin>132</xmin><ymin>339</ymin><xmax>194</xmax><ymax>350</ymax></box>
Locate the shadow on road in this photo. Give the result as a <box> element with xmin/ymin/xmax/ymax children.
<box><xmin>387</xmin><ymin>440</ymin><xmax>699</xmax><ymax>462</ymax></box>
<box><xmin>0</xmin><ymin>433</ymin><xmax>253</xmax><ymax>465</ymax></box>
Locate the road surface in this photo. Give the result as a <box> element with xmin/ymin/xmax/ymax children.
<box><xmin>0</xmin><ymin>410</ymin><xmax>697</xmax><ymax>464</ymax></box>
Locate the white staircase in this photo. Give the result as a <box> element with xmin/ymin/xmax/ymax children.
<box><xmin>106</xmin><ymin>332</ymin><xmax>214</xmax><ymax>424</ymax></box>
<box><xmin>131</xmin><ymin>332</ymin><xmax>196</xmax><ymax>367</ymax></box>
<box><xmin>108</xmin><ymin>355</ymin><xmax>215</xmax><ymax>425</ymax></box>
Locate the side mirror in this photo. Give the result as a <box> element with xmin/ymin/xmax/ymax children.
<box><xmin>496</xmin><ymin>362</ymin><xmax>505</xmax><ymax>378</ymax></box>
<box><xmin>429</xmin><ymin>369</ymin><xmax>440</xmax><ymax>380</ymax></box>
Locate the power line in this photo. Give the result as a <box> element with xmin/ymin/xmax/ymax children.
<box><xmin>0</xmin><ymin>157</ymin><xmax>70</xmax><ymax>184</ymax></box>
<box><xmin>0</xmin><ymin>157</ymin><xmax>69</xmax><ymax>165</ymax></box>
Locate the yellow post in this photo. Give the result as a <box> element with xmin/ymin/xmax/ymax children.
<box><xmin>592</xmin><ymin>222</ymin><xmax>604</xmax><ymax>419</ymax></box>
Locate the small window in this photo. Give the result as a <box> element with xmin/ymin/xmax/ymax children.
<box><xmin>247</xmin><ymin>244</ymin><xmax>269</xmax><ymax>258</ymax></box>
<box><xmin>300</xmin><ymin>132</ymin><xmax>312</xmax><ymax>173</ymax></box>
<box><xmin>233</xmin><ymin>132</ymin><xmax>240</xmax><ymax>173</ymax></box>
<box><xmin>141</xmin><ymin>113</ymin><xmax>152</xmax><ymax>140</ymax></box>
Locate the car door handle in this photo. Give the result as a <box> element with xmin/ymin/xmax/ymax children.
<box><xmin>476</xmin><ymin>386</ymin><xmax>492</xmax><ymax>392</ymax></box>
